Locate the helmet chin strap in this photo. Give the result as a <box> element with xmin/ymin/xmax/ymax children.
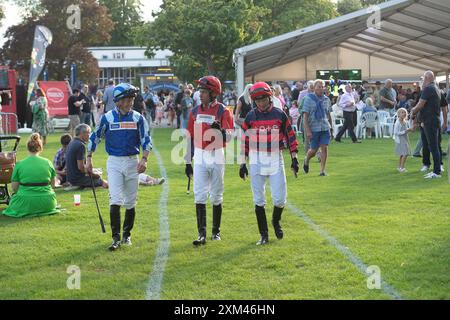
<box><xmin>209</xmin><ymin>91</ymin><xmax>216</xmax><ymax>104</ymax></box>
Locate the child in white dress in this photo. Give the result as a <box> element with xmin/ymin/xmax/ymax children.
<box><xmin>393</xmin><ymin>108</ymin><xmax>414</xmax><ymax>173</ymax></box>
<box><xmin>155</xmin><ymin>102</ymin><xmax>164</xmax><ymax>125</ymax></box>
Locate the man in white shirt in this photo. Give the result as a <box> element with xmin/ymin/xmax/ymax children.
<box><xmin>335</xmin><ymin>84</ymin><xmax>361</xmax><ymax>143</ymax></box>
<box><xmin>352</xmin><ymin>84</ymin><xmax>360</xmax><ymax>103</ymax></box>
<box><xmin>193</xmin><ymin>89</ymin><xmax>201</xmax><ymax>107</ymax></box>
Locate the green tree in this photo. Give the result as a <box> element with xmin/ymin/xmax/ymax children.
<box><xmin>360</xmin><ymin>0</ymin><xmax>388</xmax><ymax>5</ymax></box>
<box><xmin>1</xmin><ymin>0</ymin><xmax>114</xmax><ymax>83</ymax></box>
<box><xmin>99</xmin><ymin>0</ymin><xmax>143</xmax><ymax>46</ymax></box>
<box><xmin>337</xmin><ymin>0</ymin><xmax>388</xmax><ymax>15</ymax></box>
<box><xmin>0</xmin><ymin>5</ymin><xmax>4</xmax><ymax>27</ymax></box>
<box><xmin>11</xmin><ymin>0</ymin><xmax>45</xmax><ymax>18</ymax></box>
<box><xmin>170</xmin><ymin>54</ymin><xmax>207</xmax><ymax>84</ymax></box>
<box><xmin>337</xmin><ymin>0</ymin><xmax>363</xmax><ymax>15</ymax></box>
<box><xmin>140</xmin><ymin>0</ymin><xmax>265</xmax><ymax>82</ymax></box>
<box><xmin>255</xmin><ymin>0</ymin><xmax>338</xmax><ymax>39</ymax></box>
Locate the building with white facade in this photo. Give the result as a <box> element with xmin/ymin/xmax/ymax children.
<box><xmin>87</xmin><ymin>46</ymin><xmax>174</xmax><ymax>89</ymax></box>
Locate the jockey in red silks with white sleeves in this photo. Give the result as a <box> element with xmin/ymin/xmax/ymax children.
<box><xmin>184</xmin><ymin>76</ymin><xmax>234</xmax><ymax>246</ymax></box>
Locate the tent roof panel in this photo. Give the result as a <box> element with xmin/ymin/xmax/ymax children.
<box><xmin>381</xmin><ymin>21</ymin><xmax>425</xmax><ymax>38</ymax></box>
<box><xmin>400</xmin><ymin>9</ymin><xmax>450</xmax><ymax>28</ymax></box>
<box><xmin>235</xmin><ymin>0</ymin><xmax>450</xmax><ymax>76</ymax></box>
<box><xmin>407</xmin><ymin>3</ymin><xmax>450</xmax><ymax>21</ymax></box>
<box><xmin>439</xmin><ymin>29</ymin><xmax>450</xmax><ymax>37</ymax></box>
<box><xmin>406</xmin><ymin>40</ymin><xmax>449</xmax><ymax>53</ymax></box>
<box><xmin>387</xmin><ymin>14</ymin><xmax>444</xmax><ymax>32</ymax></box>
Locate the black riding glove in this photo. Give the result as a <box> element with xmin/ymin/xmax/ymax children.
<box><xmin>211</xmin><ymin>121</ymin><xmax>221</xmax><ymax>131</ymax></box>
<box><xmin>211</xmin><ymin>121</ymin><xmax>227</xmax><ymax>141</ymax></box>
<box><xmin>239</xmin><ymin>164</ymin><xmax>248</xmax><ymax>180</ymax></box>
<box><xmin>291</xmin><ymin>157</ymin><xmax>299</xmax><ymax>176</ymax></box>
<box><xmin>185</xmin><ymin>164</ymin><xmax>193</xmax><ymax>178</ymax></box>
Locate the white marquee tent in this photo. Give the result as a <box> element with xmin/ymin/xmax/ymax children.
<box><xmin>233</xmin><ymin>0</ymin><xmax>450</xmax><ymax>94</ymax></box>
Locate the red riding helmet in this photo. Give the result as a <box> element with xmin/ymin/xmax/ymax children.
<box><xmin>195</xmin><ymin>76</ymin><xmax>222</xmax><ymax>96</ymax></box>
<box><xmin>249</xmin><ymin>82</ymin><xmax>272</xmax><ymax>100</ymax></box>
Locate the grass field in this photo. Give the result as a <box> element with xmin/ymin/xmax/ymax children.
<box><xmin>0</xmin><ymin>129</ymin><xmax>449</xmax><ymax>300</ymax></box>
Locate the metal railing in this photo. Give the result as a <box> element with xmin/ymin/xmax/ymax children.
<box><xmin>48</xmin><ymin>117</ymin><xmax>70</xmax><ymax>133</ymax></box>
<box><xmin>0</xmin><ymin>112</ymin><xmax>18</xmax><ymax>135</ymax></box>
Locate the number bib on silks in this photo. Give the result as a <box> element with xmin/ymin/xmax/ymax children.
<box><xmin>109</xmin><ymin>122</ymin><xmax>138</xmax><ymax>131</ymax></box>
<box><xmin>195</xmin><ymin>114</ymin><xmax>216</xmax><ymax>125</ymax></box>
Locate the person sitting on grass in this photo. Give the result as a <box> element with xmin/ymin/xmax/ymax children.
<box><xmin>53</xmin><ymin>133</ymin><xmax>72</xmax><ymax>187</ymax></box>
<box><xmin>2</xmin><ymin>134</ymin><xmax>60</xmax><ymax>218</ymax></box>
<box><xmin>65</xmin><ymin>124</ymin><xmax>108</xmax><ymax>190</ymax></box>
<box><xmin>138</xmin><ymin>173</ymin><xmax>165</xmax><ymax>186</ymax></box>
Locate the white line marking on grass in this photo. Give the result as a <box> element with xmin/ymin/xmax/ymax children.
<box><xmin>146</xmin><ymin>145</ymin><xmax>170</xmax><ymax>300</ymax></box>
<box><xmin>286</xmin><ymin>202</ymin><xmax>403</xmax><ymax>300</ymax></box>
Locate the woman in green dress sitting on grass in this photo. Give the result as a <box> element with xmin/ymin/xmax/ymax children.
<box><xmin>2</xmin><ymin>133</ymin><xmax>59</xmax><ymax>218</ymax></box>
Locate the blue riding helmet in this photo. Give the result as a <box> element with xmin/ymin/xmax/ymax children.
<box><xmin>113</xmin><ymin>83</ymin><xmax>139</xmax><ymax>102</ymax></box>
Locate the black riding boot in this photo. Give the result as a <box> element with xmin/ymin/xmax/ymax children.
<box><xmin>193</xmin><ymin>203</ymin><xmax>206</xmax><ymax>246</ymax></box>
<box><xmin>123</xmin><ymin>207</ymin><xmax>136</xmax><ymax>245</ymax></box>
<box><xmin>255</xmin><ymin>205</ymin><xmax>269</xmax><ymax>245</ymax></box>
<box><xmin>109</xmin><ymin>205</ymin><xmax>121</xmax><ymax>251</ymax></box>
<box><xmin>272</xmin><ymin>206</ymin><xmax>284</xmax><ymax>240</ymax></box>
<box><xmin>212</xmin><ymin>204</ymin><xmax>222</xmax><ymax>240</ymax></box>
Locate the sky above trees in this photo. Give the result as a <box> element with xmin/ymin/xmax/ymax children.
<box><xmin>0</xmin><ymin>0</ymin><xmax>164</xmax><ymax>45</ymax></box>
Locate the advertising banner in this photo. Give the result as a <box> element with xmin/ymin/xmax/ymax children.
<box><xmin>27</xmin><ymin>25</ymin><xmax>53</xmax><ymax>102</ymax></box>
<box><xmin>37</xmin><ymin>81</ymin><xmax>71</xmax><ymax>117</ymax></box>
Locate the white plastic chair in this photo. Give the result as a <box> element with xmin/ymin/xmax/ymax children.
<box><xmin>355</xmin><ymin>110</ymin><xmax>362</xmax><ymax>138</ymax></box>
<box><xmin>377</xmin><ymin>110</ymin><xmax>393</xmax><ymax>137</ymax></box>
<box><xmin>330</xmin><ymin>111</ymin><xmax>344</xmax><ymax>138</ymax></box>
<box><xmin>386</xmin><ymin>114</ymin><xmax>397</xmax><ymax>137</ymax></box>
<box><xmin>447</xmin><ymin>113</ymin><xmax>450</xmax><ymax>133</ymax></box>
<box><xmin>359</xmin><ymin>112</ymin><xmax>380</xmax><ymax>139</ymax></box>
